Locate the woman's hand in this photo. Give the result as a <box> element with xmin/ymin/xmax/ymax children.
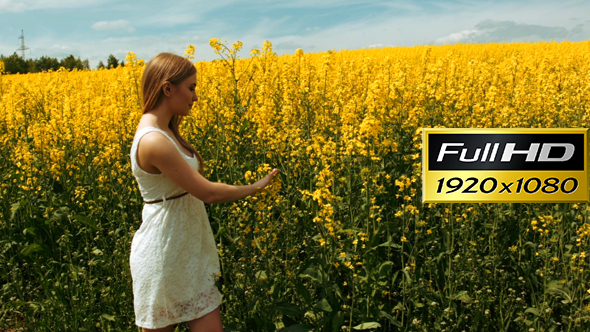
<box><xmin>253</xmin><ymin>168</ymin><xmax>279</xmax><ymax>192</ymax></box>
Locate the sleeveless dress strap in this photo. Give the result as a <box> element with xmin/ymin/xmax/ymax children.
<box><xmin>131</xmin><ymin>127</ymin><xmax>162</xmax><ymax>171</ymax></box>
<box><xmin>139</xmin><ymin>127</ymin><xmax>194</xmax><ymax>159</ymax></box>
<box><xmin>131</xmin><ymin>126</ymin><xmax>195</xmax><ymax>204</ymax></box>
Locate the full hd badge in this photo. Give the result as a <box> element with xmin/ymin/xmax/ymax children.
<box><xmin>422</xmin><ymin>128</ymin><xmax>589</xmax><ymax>203</ymax></box>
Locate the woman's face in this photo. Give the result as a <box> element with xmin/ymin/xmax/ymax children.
<box><xmin>170</xmin><ymin>73</ymin><xmax>198</xmax><ymax>115</ymax></box>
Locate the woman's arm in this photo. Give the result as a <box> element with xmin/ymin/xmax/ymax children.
<box><xmin>139</xmin><ymin>132</ymin><xmax>278</xmax><ymax>204</ymax></box>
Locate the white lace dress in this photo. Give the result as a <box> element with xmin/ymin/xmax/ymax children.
<box><xmin>129</xmin><ymin>126</ymin><xmax>222</xmax><ymax>329</ymax></box>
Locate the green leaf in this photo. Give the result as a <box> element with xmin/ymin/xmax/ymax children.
<box><xmin>545</xmin><ymin>280</ymin><xmax>563</xmax><ymax>292</ymax></box>
<box><xmin>74</xmin><ymin>215</ymin><xmax>97</xmax><ymax>230</ymax></box>
<box><xmin>525</xmin><ymin>307</ymin><xmax>540</xmax><ymax>316</ymax></box>
<box><xmin>377</xmin><ymin>241</ymin><xmax>401</xmax><ymax>249</ymax></box>
<box><xmin>246</xmin><ymin>297</ymin><xmax>258</xmax><ymax>313</ymax></box>
<box><xmin>379</xmin><ymin>261</ymin><xmax>393</xmax><ymax>275</ymax></box>
<box><xmin>299</xmin><ymin>267</ymin><xmax>320</xmax><ymax>282</ymax></box>
<box><xmin>402</xmin><ymin>269</ymin><xmax>412</xmax><ymax>285</ymax></box>
<box><xmin>315</xmin><ymin>298</ymin><xmax>332</xmax><ymax>312</ymax></box>
<box><xmin>10</xmin><ymin>201</ymin><xmax>22</xmax><ymax>221</ymax></box>
<box><xmin>21</xmin><ymin>243</ymin><xmax>43</xmax><ymax>256</ymax></box>
<box><xmin>273</xmin><ymin>302</ymin><xmax>304</xmax><ymax>318</ymax></box>
<box><xmin>101</xmin><ymin>313</ymin><xmax>115</xmax><ymax>321</ymax></box>
<box><xmin>379</xmin><ymin>311</ymin><xmax>402</xmax><ymax>327</ymax></box>
<box><xmin>295</xmin><ymin>279</ymin><xmax>312</xmax><ymax>305</ymax></box>
<box><xmin>23</xmin><ymin>227</ymin><xmax>36</xmax><ymax>236</ymax></box>
<box><xmin>332</xmin><ymin>283</ymin><xmax>344</xmax><ymax>300</ymax></box>
<box><xmin>255</xmin><ymin>270</ymin><xmax>267</xmax><ymax>281</ymax></box>
<box><xmin>353</xmin><ymin>322</ymin><xmax>381</xmax><ymax>330</ymax></box>
<box><xmin>452</xmin><ymin>291</ymin><xmax>472</xmax><ymax>304</ymax></box>
<box><xmin>332</xmin><ymin>310</ymin><xmax>345</xmax><ymax>331</ymax></box>
<box><xmin>215</xmin><ymin>226</ymin><xmax>226</xmax><ymax>240</ymax></box>
<box><xmin>278</xmin><ymin>324</ymin><xmax>313</xmax><ymax>332</ymax></box>
<box><xmin>239</xmin><ymin>120</ymin><xmax>250</xmax><ymax>134</ymax></box>
<box><xmin>435</xmin><ymin>250</ymin><xmax>450</xmax><ymax>262</ymax></box>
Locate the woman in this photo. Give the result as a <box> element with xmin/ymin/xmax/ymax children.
<box><xmin>129</xmin><ymin>52</ymin><xmax>278</xmax><ymax>332</ymax></box>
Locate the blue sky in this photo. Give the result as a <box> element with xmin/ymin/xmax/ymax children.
<box><xmin>1</xmin><ymin>0</ymin><xmax>589</xmax><ymax>68</ymax></box>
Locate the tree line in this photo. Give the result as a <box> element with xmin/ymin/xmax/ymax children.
<box><xmin>0</xmin><ymin>53</ymin><xmax>125</xmax><ymax>74</ymax></box>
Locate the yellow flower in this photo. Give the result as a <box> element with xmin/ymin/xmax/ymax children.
<box><xmin>262</xmin><ymin>40</ymin><xmax>273</xmax><ymax>53</ymax></box>
<box><xmin>231</xmin><ymin>41</ymin><xmax>243</xmax><ymax>53</ymax></box>
<box><xmin>184</xmin><ymin>45</ymin><xmax>195</xmax><ymax>60</ymax></box>
<box><xmin>401</xmin><ymin>236</ymin><xmax>407</xmax><ymax>242</ymax></box>
<box><xmin>209</xmin><ymin>38</ymin><xmax>222</xmax><ymax>51</ymax></box>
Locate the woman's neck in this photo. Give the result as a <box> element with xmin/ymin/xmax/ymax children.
<box><xmin>141</xmin><ymin>107</ymin><xmax>173</xmax><ymax>131</ymax></box>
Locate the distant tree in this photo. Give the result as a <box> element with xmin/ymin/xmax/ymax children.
<box><xmin>0</xmin><ymin>53</ymin><xmax>89</xmax><ymax>73</ymax></box>
<box><xmin>36</xmin><ymin>56</ymin><xmax>60</xmax><ymax>72</ymax></box>
<box><xmin>26</xmin><ymin>58</ymin><xmax>37</xmax><ymax>73</ymax></box>
<box><xmin>107</xmin><ymin>54</ymin><xmax>119</xmax><ymax>69</ymax></box>
<box><xmin>97</xmin><ymin>60</ymin><xmax>105</xmax><ymax>69</ymax></box>
<box><xmin>60</xmin><ymin>55</ymin><xmax>84</xmax><ymax>71</ymax></box>
<box><xmin>0</xmin><ymin>53</ymin><xmax>27</xmax><ymax>74</ymax></box>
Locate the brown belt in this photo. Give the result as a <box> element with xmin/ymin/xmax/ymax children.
<box><xmin>144</xmin><ymin>192</ymin><xmax>189</xmax><ymax>204</ymax></box>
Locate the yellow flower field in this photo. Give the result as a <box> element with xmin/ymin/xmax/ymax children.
<box><xmin>1</xmin><ymin>39</ymin><xmax>589</xmax><ymax>331</ymax></box>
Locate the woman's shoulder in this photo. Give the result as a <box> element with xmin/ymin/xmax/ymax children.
<box><xmin>137</xmin><ymin>130</ymin><xmax>172</xmax><ymax>149</ymax></box>
<box><xmin>135</xmin><ymin>125</ymin><xmax>156</xmax><ymax>135</ymax></box>
<box><xmin>135</xmin><ymin>124</ymin><xmax>175</xmax><ymax>136</ymax></box>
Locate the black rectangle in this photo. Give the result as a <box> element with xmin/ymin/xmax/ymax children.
<box><xmin>428</xmin><ymin>133</ymin><xmax>585</xmax><ymax>171</ymax></box>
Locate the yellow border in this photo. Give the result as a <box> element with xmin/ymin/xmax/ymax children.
<box><xmin>422</xmin><ymin>128</ymin><xmax>589</xmax><ymax>203</ymax></box>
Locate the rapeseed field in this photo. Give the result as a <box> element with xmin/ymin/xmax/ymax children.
<box><xmin>1</xmin><ymin>39</ymin><xmax>589</xmax><ymax>331</ymax></box>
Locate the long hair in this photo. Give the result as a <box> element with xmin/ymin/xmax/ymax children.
<box><xmin>141</xmin><ymin>52</ymin><xmax>205</xmax><ymax>174</ymax></box>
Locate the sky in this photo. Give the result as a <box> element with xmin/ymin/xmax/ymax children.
<box><xmin>1</xmin><ymin>0</ymin><xmax>589</xmax><ymax>68</ymax></box>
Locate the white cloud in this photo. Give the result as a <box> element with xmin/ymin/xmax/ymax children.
<box><xmin>49</xmin><ymin>44</ymin><xmax>72</xmax><ymax>51</ymax></box>
<box><xmin>435</xmin><ymin>20</ymin><xmax>579</xmax><ymax>45</ymax></box>
<box><xmin>140</xmin><ymin>12</ymin><xmax>195</xmax><ymax>27</ymax></box>
<box><xmin>0</xmin><ymin>0</ymin><xmax>106</xmax><ymax>13</ymax></box>
<box><xmin>266</xmin><ymin>0</ymin><xmax>394</xmax><ymax>9</ymax></box>
<box><xmin>435</xmin><ymin>30</ymin><xmax>481</xmax><ymax>44</ymax></box>
<box><xmin>31</xmin><ymin>45</ymin><xmax>80</xmax><ymax>58</ymax></box>
<box><xmin>92</xmin><ymin>20</ymin><xmax>135</xmax><ymax>33</ymax></box>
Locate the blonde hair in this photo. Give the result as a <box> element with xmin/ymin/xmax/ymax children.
<box><xmin>141</xmin><ymin>52</ymin><xmax>204</xmax><ymax>174</ymax></box>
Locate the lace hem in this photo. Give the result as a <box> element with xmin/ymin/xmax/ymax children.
<box><xmin>135</xmin><ymin>286</ymin><xmax>223</xmax><ymax>329</ymax></box>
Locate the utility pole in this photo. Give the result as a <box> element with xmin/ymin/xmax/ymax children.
<box><xmin>16</xmin><ymin>30</ymin><xmax>30</xmax><ymax>59</ymax></box>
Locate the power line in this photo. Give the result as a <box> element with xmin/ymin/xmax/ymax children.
<box><xmin>16</xmin><ymin>30</ymin><xmax>30</xmax><ymax>59</ymax></box>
